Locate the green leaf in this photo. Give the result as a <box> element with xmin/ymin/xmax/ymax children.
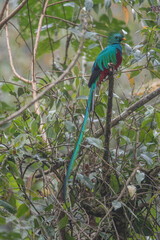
<box><xmin>36</xmin><ymin>38</ymin><xmax>60</xmax><ymax>58</ymax></box>
<box><xmin>16</xmin><ymin>203</ymin><xmax>28</xmax><ymax>218</ymax></box>
<box><xmin>18</xmin><ymin>87</ymin><xmax>25</xmax><ymax>97</ymax></box>
<box><xmin>95</xmin><ymin>104</ymin><xmax>105</xmax><ymax>118</ymax></box>
<box><xmin>31</xmin><ymin>119</ymin><xmax>38</xmax><ymax>136</ymax></box>
<box><xmin>0</xmin><ymin>102</ymin><xmax>16</xmax><ymax>111</ymax></box>
<box><xmin>136</xmin><ymin>170</ymin><xmax>145</xmax><ymax>185</ymax></box>
<box><xmin>141</xmin><ymin>117</ymin><xmax>152</xmax><ymax>128</ymax></box>
<box><xmin>149</xmin><ymin>69</ymin><xmax>160</xmax><ymax>78</ymax></box>
<box><xmin>14</xmin><ymin>134</ymin><xmax>26</xmax><ymax>149</ymax></box>
<box><xmin>0</xmin><ymin>200</ymin><xmax>16</xmax><ymax>214</ymax></box>
<box><xmin>76</xmin><ymin>174</ymin><xmax>94</xmax><ymax>189</ymax></box>
<box><xmin>140</xmin><ymin>153</ymin><xmax>153</xmax><ymax>165</ymax></box>
<box><xmin>47</xmin><ymin>127</ymin><xmax>54</xmax><ymax>139</ymax></box>
<box><xmin>110</xmin><ymin>174</ymin><xmax>119</xmax><ymax>193</ymax></box>
<box><xmin>65</xmin><ymin>121</ymin><xmax>76</xmax><ymax>132</ymax></box>
<box><xmin>75</xmin><ymin>77</ymin><xmax>80</xmax><ymax>88</ymax></box>
<box><xmin>1</xmin><ymin>84</ymin><xmax>14</xmax><ymax>92</ymax></box>
<box><xmin>0</xmin><ymin>154</ymin><xmax>6</xmax><ymax>163</ymax></box>
<box><xmin>86</xmin><ymin>137</ymin><xmax>104</xmax><ymax>149</ymax></box>
<box><xmin>8</xmin><ymin>161</ymin><xmax>18</xmax><ymax>176</ymax></box>
<box><xmin>59</xmin><ymin>214</ymin><xmax>68</xmax><ymax>230</ymax></box>
<box><xmin>130</xmin><ymin>70</ymin><xmax>141</xmax><ymax>78</ymax></box>
<box><xmin>153</xmin><ymin>47</ymin><xmax>160</xmax><ymax>54</ymax></box>
<box><xmin>155</xmin><ymin>112</ymin><xmax>160</xmax><ymax>129</ymax></box>
<box><xmin>73</xmin><ymin>66</ymin><xmax>79</xmax><ymax>77</ymax></box>
<box><xmin>65</xmin><ymin>233</ymin><xmax>76</xmax><ymax>240</ymax></box>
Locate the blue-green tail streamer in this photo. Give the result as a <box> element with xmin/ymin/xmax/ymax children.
<box><xmin>63</xmin><ymin>82</ymin><xmax>97</xmax><ymax>206</ymax></box>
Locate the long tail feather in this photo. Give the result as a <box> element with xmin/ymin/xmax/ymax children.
<box><xmin>64</xmin><ymin>82</ymin><xmax>97</xmax><ymax>206</ymax></box>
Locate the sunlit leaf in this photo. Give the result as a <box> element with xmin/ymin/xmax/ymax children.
<box><xmin>155</xmin><ymin>112</ymin><xmax>160</xmax><ymax>129</ymax></box>
<box><xmin>16</xmin><ymin>203</ymin><xmax>28</xmax><ymax>218</ymax></box>
<box><xmin>1</xmin><ymin>84</ymin><xmax>14</xmax><ymax>92</ymax></box>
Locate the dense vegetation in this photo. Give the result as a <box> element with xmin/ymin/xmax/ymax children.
<box><xmin>0</xmin><ymin>0</ymin><xmax>160</xmax><ymax>239</ymax></box>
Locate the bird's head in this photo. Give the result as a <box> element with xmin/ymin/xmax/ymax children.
<box><xmin>108</xmin><ymin>33</ymin><xmax>125</xmax><ymax>45</ymax></box>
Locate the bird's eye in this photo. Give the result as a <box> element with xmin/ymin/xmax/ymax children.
<box><xmin>115</xmin><ymin>36</ymin><xmax>118</xmax><ymax>39</ymax></box>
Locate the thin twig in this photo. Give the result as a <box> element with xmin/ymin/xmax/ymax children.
<box><xmin>45</xmin><ymin>15</ymin><xmax>78</xmax><ymax>26</ymax></box>
<box><xmin>0</xmin><ymin>0</ymin><xmax>9</xmax><ymax>21</ymax></box>
<box><xmin>0</xmin><ymin>0</ymin><xmax>27</xmax><ymax>30</ymax></box>
<box><xmin>47</xmin><ymin>0</ymin><xmax>72</xmax><ymax>7</ymax></box>
<box><xmin>31</xmin><ymin>0</ymin><xmax>50</xmax><ymax>143</ymax></box>
<box><xmin>5</xmin><ymin>4</ymin><xmax>31</xmax><ymax>84</ymax></box>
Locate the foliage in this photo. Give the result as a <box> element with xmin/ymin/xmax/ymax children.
<box><xmin>0</xmin><ymin>0</ymin><xmax>160</xmax><ymax>239</ymax></box>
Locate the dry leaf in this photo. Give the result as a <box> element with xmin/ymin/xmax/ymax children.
<box><xmin>122</xmin><ymin>3</ymin><xmax>129</xmax><ymax>24</ymax></box>
<box><xmin>126</xmin><ymin>73</ymin><xmax>135</xmax><ymax>89</ymax></box>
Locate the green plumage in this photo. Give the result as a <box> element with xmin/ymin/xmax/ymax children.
<box><xmin>63</xmin><ymin>82</ymin><xmax>97</xmax><ymax>206</ymax></box>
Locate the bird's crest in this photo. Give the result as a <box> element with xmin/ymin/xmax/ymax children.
<box><xmin>107</xmin><ymin>32</ymin><xmax>125</xmax><ymax>44</ymax></box>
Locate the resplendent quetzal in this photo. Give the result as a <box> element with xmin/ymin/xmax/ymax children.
<box><xmin>64</xmin><ymin>32</ymin><xmax>125</xmax><ymax>205</ymax></box>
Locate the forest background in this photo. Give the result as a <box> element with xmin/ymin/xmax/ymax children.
<box><xmin>0</xmin><ymin>0</ymin><xmax>160</xmax><ymax>239</ymax></box>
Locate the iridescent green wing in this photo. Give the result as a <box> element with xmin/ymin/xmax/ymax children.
<box><xmin>95</xmin><ymin>46</ymin><xmax>117</xmax><ymax>71</ymax></box>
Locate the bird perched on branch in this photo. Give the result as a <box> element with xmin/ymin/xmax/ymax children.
<box><xmin>64</xmin><ymin>32</ymin><xmax>125</xmax><ymax>206</ymax></box>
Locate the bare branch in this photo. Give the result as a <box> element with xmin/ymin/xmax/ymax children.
<box><xmin>31</xmin><ymin>0</ymin><xmax>50</xmax><ymax>143</ymax></box>
<box><xmin>5</xmin><ymin>4</ymin><xmax>31</xmax><ymax>84</ymax></box>
<box><xmin>47</xmin><ymin>0</ymin><xmax>72</xmax><ymax>8</ymax></box>
<box><xmin>0</xmin><ymin>0</ymin><xmax>27</xmax><ymax>30</ymax></box>
<box><xmin>0</xmin><ymin>28</ymin><xmax>86</xmax><ymax>127</ymax></box>
<box><xmin>0</xmin><ymin>0</ymin><xmax>9</xmax><ymax>21</ymax></box>
<box><xmin>45</xmin><ymin>15</ymin><xmax>78</xmax><ymax>26</ymax></box>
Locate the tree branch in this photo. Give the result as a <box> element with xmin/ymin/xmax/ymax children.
<box><xmin>0</xmin><ymin>0</ymin><xmax>9</xmax><ymax>21</ymax></box>
<box><xmin>45</xmin><ymin>15</ymin><xmax>78</xmax><ymax>26</ymax></box>
<box><xmin>47</xmin><ymin>0</ymin><xmax>72</xmax><ymax>8</ymax></box>
<box><xmin>5</xmin><ymin>4</ymin><xmax>31</xmax><ymax>84</ymax></box>
<box><xmin>0</xmin><ymin>0</ymin><xmax>28</xmax><ymax>30</ymax></box>
<box><xmin>95</xmin><ymin>85</ymin><xmax>160</xmax><ymax>138</ymax></box>
<box><xmin>31</xmin><ymin>0</ymin><xmax>50</xmax><ymax>143</ymax></box>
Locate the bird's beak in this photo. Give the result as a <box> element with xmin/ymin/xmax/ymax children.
<box><xmin>122</xmin><ymin>37</ymin><xmax>126</xmax><ymax>40</ymax></box>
